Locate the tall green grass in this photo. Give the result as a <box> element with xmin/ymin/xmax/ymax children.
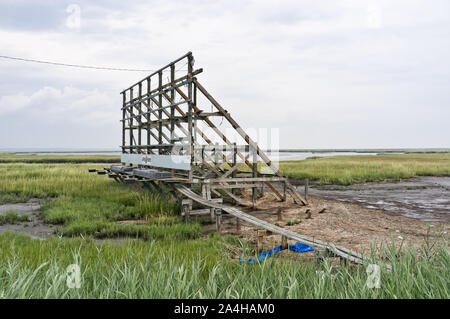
<box><xmin>1</xmin><ymin>156</ymin><xmax>449</xmax><ymax>299</ymax></box>
<box><xmin>0</xmin><ymin>163</ymin><xmax>191</xmax><ymax>240</ymax></box>
<box><xmin>0</xmin><ymin>232</ymin><xmax>448</xmax><ymax>298</ymax></box>
<box><xmin>0</xmin><ymin>211</ymin><xmax>29</xmax><ymax>225</ymax></box>
<box><xmin>280</xmin><ymin>154</ymin><xmax>450</xmax><ymax>185</ymax></box>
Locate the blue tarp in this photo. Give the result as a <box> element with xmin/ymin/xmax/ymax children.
<box><xmin>288</xmin><ymin>242</ymin><xmax>314</xmax><ymax>253</ymax></box>
<box><xmin>239</xmin><ymin>242</ymin><xmax>313</xmax><ymax>264</ymax></box>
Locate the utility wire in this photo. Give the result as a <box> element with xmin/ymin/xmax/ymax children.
<box><xmin>0</xmin><ymin>54</ymin><xmax>183</xmax><ymax>72</ymax></box>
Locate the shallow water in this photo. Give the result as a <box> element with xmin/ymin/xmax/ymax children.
<box><xmin>304</xmin><ymin>177</ymin><xmax>450</xmax><ymax>223</ymax></box>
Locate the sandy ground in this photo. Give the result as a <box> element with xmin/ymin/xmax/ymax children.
<box><xmin>216</xmin><ymin>191</ymin><xmax>450</xmax><ymax>255</ymax></box>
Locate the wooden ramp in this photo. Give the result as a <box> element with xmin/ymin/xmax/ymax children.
<box><xmin>176</xmin><ymin>185</ymin><xmax>371</xmax><ymax>265</ymax></box>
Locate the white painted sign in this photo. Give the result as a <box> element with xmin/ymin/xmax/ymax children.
<box><xmin>121</xmin><ymin>153</ymin><xmax>191</xmax><ymax>171</ymax></box>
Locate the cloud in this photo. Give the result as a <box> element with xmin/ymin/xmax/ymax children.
<box><xmin>0</xmin><ymin>0</ymin><xmax>449</xmax><ymax>149</ymax></box>
<box><xmin>0</xmin><ymin>86</ymin><xmax>117</xmax><ymax>125</ymax></box>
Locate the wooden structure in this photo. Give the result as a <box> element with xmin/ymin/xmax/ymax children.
<box><xmin>91</xmin><ymin>53</ymin><xmax>393</xmax><ymax>268</ymax></box>
<box><xmin>110</xmin><ymin>52</ymin><xmax>306</xmax><ymax>208</ymax></box>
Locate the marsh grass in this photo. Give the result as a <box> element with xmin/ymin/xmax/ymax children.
<box><xmin>279</xmin><ymin>153</ymin><xmax>450</xmax><ymax>185</ymax></box>
<box><xmin>0</xmin><ymin>163</ymin><xmax>192</xmax><ymax>240</ymax></box>
<box><xmin>0</xmin><ymin>232</ymin><xmax>448</xmax><ymax>298</ymax></box>
<box><xmin>0</xmin><ymin>156</ymin><xmax>449</xmax><ymax>298</ymax></box>
<box><xmin>0</xmin><ymin>211</ymin><xmax>30</xmax><ymax>225</ymax></box>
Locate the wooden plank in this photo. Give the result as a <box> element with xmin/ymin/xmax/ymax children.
<box><xmin>210</xmin><ymin>183</ymin><xmax>259</xmax><ymax>189</ymax></box>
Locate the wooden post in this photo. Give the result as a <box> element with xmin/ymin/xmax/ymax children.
<box><xmin>232</xmin><ymin>142</ymin><xmax>237</xmax><ymax>203</ymax></box>
<box><xmin>282</xmin><ymin>181</ymin><xmax>287</xmax><ymax>202</ymax></box>
<box><xmin>205</xmin><ymin>185</ymin><xmax>215</xmax><ymax>221</ymax></box>
<box><xmin>202</xmin><ymin>184</ymin><xmax>207</xmax><ymax>198</ymax></box>
<box><xmin>215</xmin><ymin>209</ymin><xmax>222</xmax><ymax>233</ymax></box>
<box><xmin>146</xmin><ymin>78</ymin><xmax>151</xmax><ymax>154</ymax></box>
<box><xmin>252</xmin><ymin>146</ymin><xmax>257</xmax><ymax>208</ymax></box>
<box><xmin>236</xmin><ymin>217</ymin><xmax>241</xmax><ymax>233</ymax></box>
<box><xmin>170</xmin><ymin>64</ymin><xmax>175</xmax><ymax>145</ymax></box>
<box><xmin>158</xmin><ymin>71</ymin><xmax>163</xmax><ymax>154</ymax></box>
<box><xmin>193</xmin><ymin>82</ymin><xmax>198</xmax><ymax>143</ymax></box>
<box><xmin>305</xmin><ymin>178</ymin><xmax>309</xmax><ymax>200</ymax></box>
<box><xmin>277</xmin><ymin>207</ymin><xmax>282</xmax><ymax>221</ymax></box>
<box><xmin>187</xmin><ymin>54</ymin><xmax>194</xmax><ymax>182</ymax></box>
<box><xmin>122</xmin><ymin>92</ymin><xmax>126</xmax><ymax>154</ymax></box>
<box><xmin>183</xmin><ymin>203</ymin><xmax>190</xmax><ymax>222</ymax></box>
<box><xmin>281</xmin><ymin>235</ymin><xmax>287</xmax><ymax>250</ymax></box>
<box><xmin>138</xmin><ymin>83</ymin><xmax>142</xmax><ymax>152</ymax></box>
<box><xmin>130</xmin><ymin>88</ymin><xmax>134</xmax><ymax>153</ymax></box>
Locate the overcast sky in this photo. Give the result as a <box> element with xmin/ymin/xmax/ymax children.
<box><xmin>0</xmin><ymin>0</ymin><xmax>449</xmax><ymax>150</ymax></box>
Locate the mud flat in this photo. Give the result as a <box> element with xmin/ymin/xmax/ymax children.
<box><xmin>304</xmin><ymin>177</ymin><xmax>450</xmax><ymax>223</ymax></box>
<box><xmin>0</xmin><ymin>198</ymin><xmax>54</xmax><ymax>238</ymax></box>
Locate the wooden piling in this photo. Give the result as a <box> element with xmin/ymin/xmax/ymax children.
<box><xmin>277</xmin><ymin>207</ymin><xmax>282</xmax><ymax>221</ymax></box>
<box><xmin>215</xmin><ymin>209</ymin><xmax>222</xmax><ymax>233</ymax></box>
<box><xmin>305</xmin><ymin>178</ymin><xmax>309</xmax><ymax>200</ymax></box>
<box><xmin>252</xmin><ymin>146</ymin><xmax>257</xmax><ymax>208</ymax></box>
<box><xmin>183</xmin><ymin>204</ymin><xmax>190</xmax><ymax>222</ymax></box>
<box><xmin>281</xmin><ymin>235</ymin><xmax>288</xmax><ymax>250</ymax></box>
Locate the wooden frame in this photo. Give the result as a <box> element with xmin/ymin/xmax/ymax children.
<box><xmin>117</xmin><ymin>52</ymin><xmax>306</xmax><ymax>207</ymax></box>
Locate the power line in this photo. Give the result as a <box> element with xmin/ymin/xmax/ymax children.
<box><xmin>0</xmin><ymin>54</ymin><xmax>179</xmax><ymax>72</ymax></box>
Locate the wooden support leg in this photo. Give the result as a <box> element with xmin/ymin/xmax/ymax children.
<box><xmin>281</xmin><ymin>235</ymin><xmax>288</xmax><ymax>250</ymax></box>
<box><xmin>339</xmin><ymin>256</ymin><xmax>348</xmax><ymax>266</ymax></box>
<box><xmin>282</xmin><ymin>181</ymin><xmax>287</xmax><ymax>202</ymax></box>
<box><xmin>252</xmin><ymin>146</ymin><xmax>257</xmax><ymax>209</ymax></box>
<box><xmin>215</xmin><ymin>209</ymin><xmax>222</xmax><ymax>233</ymax></box>
<box><xmin>206</xmin><ymin>185</ymin><xmax>215</xmax><ymax>222</ymax></box>
<box><xmin>183</xmin><ymin>204</ymin><xmax>190</xmax><ymax>222</ymax></box>
<box><xmin>277</xmin><ymin>207</ymin><xmax>282</xmax><ymax>221</ymax></box>
<box><xmin>236</xmin><ymin>217</ymin><xmax>241</xmax><ymax>233</ymax></box>
<box><xmin>202</xmin><ymin>184</ymin><xmax>207</xmax><ymax>198</ymax></box>
<box><xmin>181</xmin><ymin>199</ymin><xmax>192</xmax><ymax>221</ymax></box>
<box><xmin>305</xmin><ymin>178</ymin><xmax>309</xmax><ymax>200</ymax></box>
